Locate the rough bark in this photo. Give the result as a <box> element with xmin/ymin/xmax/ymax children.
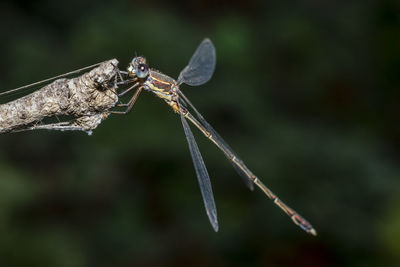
<box><xmin>0</xmin><ymin>59</ymin><xmax>119</xmax><ymax>134</ymax></box>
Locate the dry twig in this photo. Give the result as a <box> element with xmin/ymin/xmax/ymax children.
<box><xmin>0</xmin><ymin>59</ymin><xmax>120</xmax><ymax>134</ymax></box>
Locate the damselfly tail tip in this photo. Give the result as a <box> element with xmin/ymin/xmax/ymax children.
<box><xmin>309</xmin><ymin>228</ymin><xmax>317</xmax><ymax>236</ymax></box>
<box><xmin>300</xmin><ymin>221</ymin><xmax>317</xmax><ymax>236</ymax></box>
<box><xmin>293</xmin><ymin>214</ymin><xmax>317</xmax><ymax>236</ymax></box>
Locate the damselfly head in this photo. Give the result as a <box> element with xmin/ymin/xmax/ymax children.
<box><xmin>127</xmin><ymin>56</ymin><xmax>149</xmax><ymax>79</ymax></box>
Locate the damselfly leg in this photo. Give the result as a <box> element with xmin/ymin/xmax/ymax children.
<box><xmin>118</xmin><ymin>81</ymin><xmax>140</xmax><ymax>97</ymax></box>
<box><xmin>111</xmin><ymin>86</ymin><xmax>143</xmax><ymax>115</ymax></box>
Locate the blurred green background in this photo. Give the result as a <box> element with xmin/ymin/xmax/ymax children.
<box><xmin>0</xmin><ymin>0</ymin><xmax>399</xmax><ymax>266</ymax></box>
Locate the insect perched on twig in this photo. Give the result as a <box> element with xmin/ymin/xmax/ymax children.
<box><xmin>114</xmin><ymin>38</ymin><xmax>316</xmax><ymax>235</ymax></box>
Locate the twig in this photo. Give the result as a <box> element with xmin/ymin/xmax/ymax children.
<box><xmin>0</xmin><ymin>59</ymin><xmax>120</xmax><ymax>134</ymax></box>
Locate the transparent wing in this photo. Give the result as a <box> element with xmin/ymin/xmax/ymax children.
<box><xmin>177</xmin><ymin>38</ymin><xmax>216</xmax><ymax>86</ymax></box>
<box><xmin>180</xmin><ymin>112</ymin><xmax>218</xmax><ymax>232</ymax></box>
<box><xmin>0</xmin><ymin>62</ymin><xmax>103</xmax><ymax>98</ymax></box>
<box><xmin>178</xmin><ymin>90</ymin><xmax>254</xmax><ymax>190</ymax></box>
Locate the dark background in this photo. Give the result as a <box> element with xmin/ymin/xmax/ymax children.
<box><xmin>0</xmin><ymin>0</ymin><xmax>399</xmax><ymax>266</ymax></box>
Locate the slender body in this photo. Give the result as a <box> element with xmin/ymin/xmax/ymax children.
<box><xmin>116</xmin><ymin>39</ymin><xmax>316</xmax><ymax>235</ymax></box>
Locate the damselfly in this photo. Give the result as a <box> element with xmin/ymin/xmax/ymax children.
<box><xmin>115</xmin><ymin>39</ymin><xmax>316</xmax><ymax>235</ymax></box>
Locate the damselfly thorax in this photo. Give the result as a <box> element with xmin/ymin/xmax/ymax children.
<box><xmin>145</xmin><ymin>71</ymin><xmax>177</xmax><ymax>101</ymax></box>
<box><xmin>126</xmin><ymin>57</ymin><xmax>181</xmax><ymax>112</ymax></box>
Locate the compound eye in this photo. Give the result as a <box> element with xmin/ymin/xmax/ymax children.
<box><xmin>136</xmin><ymin>63</ymin><xmax>149</xmax><ymax>78</ymax></box>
